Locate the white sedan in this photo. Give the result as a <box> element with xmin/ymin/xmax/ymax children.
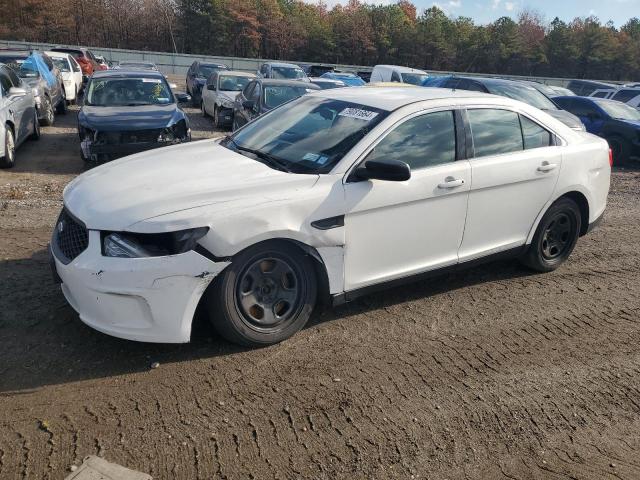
<box><xmin>50</xmin><ymin>88</ymin><xmax>611</xmax><ymax>346</ymax></box>
<box><xmin>46</xmin><ymin>51</ymin><xmax>83</xmax><ymax>103</ymax></box>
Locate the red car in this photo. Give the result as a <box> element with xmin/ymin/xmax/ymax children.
<box><xmin>50</xmin><ymin>47</ymin><xmax>102</xmax><ymax>82</ymax></box>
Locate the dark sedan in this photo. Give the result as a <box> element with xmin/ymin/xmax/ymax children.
<box><xmin>78</xmin><ymin>69</ymin><xmax>191</xmax><ymax>162</ymax></box>
<box><xmin>232</xmin><ymin>79</ymin><xmax>319</xmax><ymax>131</ymax></box>
<box><xmin>425</xmin><ymin>76</ymin><xmax>585</xmax><ymax>131</ymax></box>
<box><xmin>555</xmin><ymin>96</ymin><xmax>640</xmax><ymax>166</ymax></box>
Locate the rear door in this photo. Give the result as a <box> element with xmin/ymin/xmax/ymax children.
<box><xmin>458</xmin><ymin>108</ymin><xmax>562</xmax><ymax>262</ymax></box>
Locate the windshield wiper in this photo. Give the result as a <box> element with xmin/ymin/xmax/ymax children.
<box><xmin>228</xmin><ymin>140</ymin><xmax>292</xmax><ymax>173</ymax></box>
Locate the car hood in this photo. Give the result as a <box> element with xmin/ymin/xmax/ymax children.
<box><xmin>545</xmin><ymin>109</ymin><xmax>584</xmax><ymax>130</ymax></box>
<box><xmin>63</xmin><ymin>140</ymin><xmax>319</xmax><ymax>231</ymax></box>
<box><xmin>78</xmin><ymin>104</ymin><xmax>183</xmax><ymax>131</ymax></box>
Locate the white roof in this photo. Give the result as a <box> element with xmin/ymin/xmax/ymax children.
<box><xmin>310</xmin><ymin>86</ymin><xmax>495</xmax><ymax>111</ymax></box>
<box><xmin>45</xmin><ymin>50</ymin><xmax>71</xmax><ymax>59</ymax></box>
<box><xmin>374</xmin><ymin>64</ymin><xmax>428</xmax><ymax>74</ymax></box>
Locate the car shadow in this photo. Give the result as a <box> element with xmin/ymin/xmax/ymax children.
<box><xmin>0</xmin><ymin>247</ymin><xmax>535</xmax><ymax>394</ymax></box>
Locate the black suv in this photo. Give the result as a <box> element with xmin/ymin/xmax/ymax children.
<box><xmin>186</xmin><ymin>61</ymin><xmax>228</xmax><ymax>107</ymax></box>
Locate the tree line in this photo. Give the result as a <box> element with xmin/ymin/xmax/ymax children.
<box><xmin>3</xmin><ymin>0</ymin><xmax>640</xmax><ymax>81</ymax></box>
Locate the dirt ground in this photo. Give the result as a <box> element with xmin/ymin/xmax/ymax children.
<box><xmin>1</xmin><ymin>89</ymin><xmax>640</xmax><ymax>480</ymax></box>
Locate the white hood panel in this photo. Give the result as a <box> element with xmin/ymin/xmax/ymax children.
<box><xmin>64</xmin><ymin>140</ymin><xmax>319</xmax><ymax>231</ymax></box>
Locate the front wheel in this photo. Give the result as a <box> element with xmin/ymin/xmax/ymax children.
<box><xmin>608</xmin><ymin>136</ymin><xmax>631</xmax><ymax>166</ymax></box>
<box><xmin>520</xmin><ymin>198</ymin><xmax>581</xmax><ymax>272</ymax></box>
<box><xmin>207</xmin><ymin>241</ymin><xmax>317</xmax><ymax>346</ymax></box>
<box><xmin>1</xmin><ymin>126</ymin><xmax>16</xmax><ymax>168</ymax></box>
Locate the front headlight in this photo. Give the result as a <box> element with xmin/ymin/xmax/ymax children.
<box><xmin>220</xmin><ymin>98</ymin><xmax>234</xmax><ymax>108</ymax></box>
<box><xmin>103</xmin><ymin>227</ymin><xmax>209</xmax><ymax>258</ymax></box>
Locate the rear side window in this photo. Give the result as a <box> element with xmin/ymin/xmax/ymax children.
<box><xmin>468</xmin><ymin>109</ymin><xmax>523</xmax><ymax>157</ymax></box>
<box><xmin>612</xmin><ymin>89</ymin><xmax>640</xmax><ymax>103</ymax></box>
<box><xmin>592</xmin><ymin>91</ymin><xmax>609</xmax><ymax>98</ymax></box>
<box><xmin>366</xmin><ymin>111</ymin><xmax>456</xmax><ymax>170</ymax></box>
<box><xmin>520</xmin><ymin>116</ymin><xmax>552</xmax><ymax>150</ymax></box>
<box><xmin>0</xmin><ymin>71</ymin><xmax>12</xmax><ymax>95</ymax></box>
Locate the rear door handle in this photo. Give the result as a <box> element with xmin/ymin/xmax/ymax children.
<box><xmin>537</xmin><ymin>163</ymin><xmax>558</xmax><ymax>172</ymax></box>
<box><xmin>438</xmin><ymin>177</ymin><xmax>465</xmax><ymax>189</ymax></box>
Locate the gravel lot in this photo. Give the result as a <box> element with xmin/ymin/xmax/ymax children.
<box><xmin>1</xmin><ymin>89</ymin><xmax>640</xmax><ymax>479</ymax></box>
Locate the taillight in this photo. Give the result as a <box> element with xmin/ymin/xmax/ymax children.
<box><xmin>608</xmin><ymin>148</ymin><xmax>613</xmax><ymax>167</ymax></box>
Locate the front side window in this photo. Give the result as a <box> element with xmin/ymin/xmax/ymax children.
<box><xmin>366</xmin><ymin>111</ymin><xmax>456</xmax><ymax>170</ymax></box>
<box><xmin>222</xmin><ymin>96</ymin><xmax>389</xmax><ymax>174</ymax></box>
<box><xmin>468</xmin><ymin>109</ymin><xmax>523</xmax><ymax>157</ymax></box>
<box><xmin>592</xmin><ymin>91</ymin><xmax>610</xmax><ymax>99</ymax></box>
<box><xmin>85</xmin><ymin>77</ymin><xmax>174</xmax><ymax>106</ymax></box>
<box><xmin>612</xmin><ymin>89</ymin><xmax>640</xmax><ymax>103</ymax></box>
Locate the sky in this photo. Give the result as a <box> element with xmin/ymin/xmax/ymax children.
<box><xmin>316</xmin><ymin>0</ymin><xmax>640</xmax><ymax>27</ymax></box>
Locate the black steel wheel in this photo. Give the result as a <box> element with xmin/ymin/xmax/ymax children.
<box><xmin>521</xmin><ymin>197</ymin><xmax>581</xmax><ymax>272</ymax></box>
<box><xmin>207</xmin><ymin>241</ymin><xmax>317</xmax><ymax>346</ymax></box>
<box><xmin>1</xmin><ymin>125</ymin><xmax>15</xmax><ymax>168</ymax></box>
<box><xmin>30</xmin><ymin>110</ymin><xmax>41</xmax><ymax>140</ymax></box>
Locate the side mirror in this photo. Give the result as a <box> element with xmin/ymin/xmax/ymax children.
<box><xmin>174</xmin><ymin>92</ymin><xmax>191</xmax><ymax>104</ymax></box>
<box><xmin>354</xmin><ymin>159</ymin><xmax>411</xmax><ymax>182</ymax></box>
<box><xmin>169</xmin><ymin>82</ymin><xmax>178</xmax><ymax>90</ymax></box>
<box><xmin>7</xmin><ymin>87</ymin><xmax>27</xmax><ymax>98</ymax></box>
<box><xmin>242</xmin><ymin>100</ymin><xmax>255</xmax><ymax>110</ymax></box>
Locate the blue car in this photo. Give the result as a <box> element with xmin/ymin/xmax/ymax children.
<box><xmin>320</xmin><ymin>72</ymin><xmax>366</xmax><ymax>87</ymax></box>
<box><xmin>555</xmin><ymin>96</ymin><xmax>640</xmax><ymax>166</ymax></box>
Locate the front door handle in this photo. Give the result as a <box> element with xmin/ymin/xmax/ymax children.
<box><xmin>537</xmin><ymin>162</ymin><xmax>558</xmax><ymax>172</ymax></box>
<box><xmin>438</xmin><ymin>177</ymin><xmax>465</xmax><ymax>189</ymax></box>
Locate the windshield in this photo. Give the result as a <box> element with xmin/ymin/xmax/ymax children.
<box><xmin>401</xmin><ymin>73</ymin><xmax>429</xmax><ymax>85</ymax></box>
<box><xmin>271</xmin><ymin>66</ymin><xmax>306</xmax><ymax>80</ymax></box>
<box><xmin>85</xmin><ymin>77</ymin><xmax>173</xmax><ymax>106</ymax></box>
<box><xmin>52</xmin><ymin>58</ymin><xmax>70</xmax><ymax>72</ymax></box>
<box><xmin>596</xmin><ymin>100</ymin><xmax>640</xmax><ymax>121</ymax></box>
<box><xmin>219</xmin><ymin>75</ymin><xmax>252</xmax><ymax>91</ymax></box>
<box><xmin>2</xmin><ymin>57</ymin><xmax>40</xmax><ymax>79</ymax></box>
<box><xmin>488</xmin><ymin>83</ymin><xmax>558</xmax><ymax>110</ymax></box>
<box><xmin>264</xmin><ymin>86</ymin><xmax>311</xmax><ymax>109</ymax></box>
<box><xmin>222</xmin><ymin>96</ymin><xmax>389</xmax><ymax>174</ymax></box>
<box><xmin>198</xmin><ymin>65</ymin><xmax>225</xmax><ymax>78</ymax></box>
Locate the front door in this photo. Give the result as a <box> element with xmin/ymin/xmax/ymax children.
<box><xmin>343</xmin><ymin>110</ymin><xmax>470</xmax><ymax>291</ymax></box>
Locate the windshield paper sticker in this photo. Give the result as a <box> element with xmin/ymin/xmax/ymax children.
<box><xmin>338</xmin><ymin>108</ymin><xmax>379</xmax><ymax>121</ymax></box>
<box><xmin>141</xmin><ymin>78</ymin><xmax>162</xmax><ymax>83</ymax></box>
<box><xmin>303</xmin><ymin>153</ymin><xmax>330</xmax><ymax>165</ymax></box>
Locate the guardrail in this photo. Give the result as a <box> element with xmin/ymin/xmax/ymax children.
<box><xmin>0</xmin><ymin>39</ymin><xmax>627</xmax><ymax>87</ymax></box>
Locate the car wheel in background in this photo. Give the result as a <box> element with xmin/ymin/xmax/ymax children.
<box><xmin>1</xmin><ymin>126</ymin><xmax>16</xmax><ymax>168</ymax></box>
<box><xmin>56</xmin><ymin>91</ymin><xmax>67</xmax><ymax>115</ymax></box>
<box><xmin>207</xmin><ymin>241</ymin><xmax>317</xmax><ymax>346</ymax></box>
<box><xmin>607</xmin><ymin>136</ymin><xmax>630</xmax><ymax>166</ymax></box>
<box><xmin>520</xmin><ymin>197</ymin><xmax>581</xmax><ymax>272</ymax></box>
<box><xmin>201</xmin><ymin>100</ymin><xmax>209</xmax><ymax>118</ymax></box>
<box><xmin>39</xmin><ymin>97</ymin><xmax>54</xmax><ymax>126</ymax></box>
<box><xmin>213</xmin><ymin>106</ymin><xmax>220</xmax><ymax>129</ymax></box>
<box><xmin>30</xmin><ymin>110</ymin><xmax>41</xmax><ymax>141</ymax></box>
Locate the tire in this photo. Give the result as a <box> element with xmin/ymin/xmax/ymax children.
<box><xmin>520</xmin><ymin>198</ymin><xmax>581</xmax><ymax>272</ymax></box>
<box><xmin>56</xmin><ymin>90</ymin><xmax>67</xmax><ymax>115</ymax></box>
<box><xmin>207</xmin><ymin>241</ymin><xmax>317</xmax><ymax>346</ymax></box>
<box><xmin>30</xmin><ymin>110</ymin><xmax>41</xmax><ymax>141</ymax></box>
<box><xmin>232</xmin><ymin>113</ymin><xmax>239</xmax><ymax>132</ymax></box>
<box><xmin>201</xmin><ymin>100</ymin><xmax>209</xmax><ymax>118</ymax></box>
<box><xmin>39</xmin><ymin>96</ymin><xmax>54</xmax><ymax>126</ymax></box>
<box><xmin>1</xmin><ymin>125</ymin><xmax>16</xmax><ymax>168</ymax></box>
<box><xmin>607</xmin><ymin>135</ymin><xmax>631</xmax><ymax>166</ymax></box>
<box><xmin>213</xmin><ymin>106</ymin><xmax>220</xmax><ymax>129</ymax></box>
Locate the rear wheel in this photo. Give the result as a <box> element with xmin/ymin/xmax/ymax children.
<box><xmin>39</xmin><ymin>97</ymin><xmax>54</xmax><ymax>126</ymax></box>
<box><xmin>56</xmin><ymin>90</ymin><xmax>67</xmax><ymax>114</ymax></box>
<box><xmin>207</xmin><ymin>241</ymin><xmax>317</xmax><ymax>346</ymax></box>
<box><xmin>30</xmin><ymin>110</ymin><xmax>41</xmax><ymax>140</ymax></box>
<box><xmin>1</xmin><ymin>126</ymin><xmax>16</xmax><ymax>168</ymax></box>
<box><xmin>201</xmin><ymin>100</ymin><xmax>209</xmax><ymax>118</ymax></box>
<box><xmin>520</xmin><ymin>198</ymin><xmax>581</xmax><ymax>272</ymax></box>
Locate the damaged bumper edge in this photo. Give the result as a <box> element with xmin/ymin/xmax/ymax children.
<box><xmin>52</xmin><ymin>230</ymin><xmax>229</xmax><ymax>343</ymax></box>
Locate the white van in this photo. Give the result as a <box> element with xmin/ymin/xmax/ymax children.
<box><xmin>369</xmin><ymin>65</ymin><xmax>429</xmax><ymax>86</ymax></box>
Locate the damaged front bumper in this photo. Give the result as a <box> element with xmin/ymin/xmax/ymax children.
<box><xmin>80</xmin><ymin>128</ymin><xmax>191</xmax><ymax>161</ymax></box>
<box><xmin>50</xmin><ymin>229</ymin><xmax>229</xmax><ymax>343</ymax></box>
